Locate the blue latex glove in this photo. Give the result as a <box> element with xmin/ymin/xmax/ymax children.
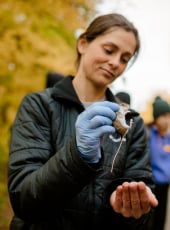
<box><xmin>75</xmin><ymin>101</ymin><xmax>119</xmax><ymax>163</ymax></box>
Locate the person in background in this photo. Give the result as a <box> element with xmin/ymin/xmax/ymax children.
<box><xmin>46</xmin><ymin>72</ymin><xmax>64</xmax><ymax>88</ymax></box>
<box><xmin>146</xmin><ymin>96</ymin><xmax>170</xmax><ymax>230</ymax></box>
<box><xmin>115</xmin><ymin>91</ymin><xmax>131</xmax><ymax>109</ymax></box>
<box><xmin>8</xmin><ymin>13</ymin><xmax>158</xmax><ymax>230</ymax></box>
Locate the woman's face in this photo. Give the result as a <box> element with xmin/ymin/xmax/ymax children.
<box><xmin>77</xmin><ymin>28</ymin><xmax>137</xmax><ymax>87</ymax></box>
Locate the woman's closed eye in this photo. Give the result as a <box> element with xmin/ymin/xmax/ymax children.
<box><xmin>103</xmin><ymin>44</ymin><xmax>116</xmax><ymax>55</ymax></box>
<box><xmin>121</xmin><ymin>57</ymin><xmax>129</xmax><ymax>64</ymax></box>
<box><xmin>104</xmin><ymin>48</ymin><xmax>114</xmax><ymax>54</ymax></box>
<box><xmin>121</xmin><ymin>55</ymin><xmax>132</xmax><ymax>64</ymax></box>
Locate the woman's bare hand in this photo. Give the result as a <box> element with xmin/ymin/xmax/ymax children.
<box><xmin>110</xmin><ymin>181</ymin><xmax>158</xmax><ymax>219</ymax></box>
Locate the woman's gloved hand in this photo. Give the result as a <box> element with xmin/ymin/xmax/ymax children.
<box><xmin>75</xmin><ymin>101</ymin><xmax>119</xmax><ymax>163</ymax></box>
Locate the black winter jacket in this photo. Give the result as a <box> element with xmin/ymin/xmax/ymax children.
<box><xmin>8</xmin><ymin>76</ymin><xmax>154</xmax><ymax>230</ymax></box>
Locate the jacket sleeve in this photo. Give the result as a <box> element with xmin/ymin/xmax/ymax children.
<box><xmin>8</xmin><ymin>93</ymin><xmax>101</xmax><ymax>221</ymax></box>
<box><xmin>123</xmin><ymin>114</ymin><xmax>154</xmax><ymax>188</ymax></box>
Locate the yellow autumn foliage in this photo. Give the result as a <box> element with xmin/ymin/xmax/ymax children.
<box><xmin>0</xmin><ymin>0</ymin><xmax>99</xmax><ymax>228</ymax></box>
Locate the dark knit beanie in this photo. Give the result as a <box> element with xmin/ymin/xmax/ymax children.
<box><xmin>152</xmin><ymin>96</ymin><xmax>170</xmax><ymax>119</ymax></box>
<box><xmin>115</xmin><ymin>92</ymin><xmax>131</xmax><ymax>105</ymax></box>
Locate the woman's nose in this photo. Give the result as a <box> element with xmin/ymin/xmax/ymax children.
<box><xmin>108</xmin><ymin>55</ymin><xmax>120</xmax><ymax>68</ymax></box>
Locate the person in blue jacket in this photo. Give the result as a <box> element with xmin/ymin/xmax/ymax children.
<box><xmin>8</xmin><ymin>13</ymin><xmax>158</xmax><ymax>230</ymax></box>
<box><xmin>147</xmin><ymin>96</ymin><xmax>170</xmax><ymax>230</ymax></box>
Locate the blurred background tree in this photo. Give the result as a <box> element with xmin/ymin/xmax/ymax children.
<box><xmin>0</xmin><ymin>0</ymin><xmax>99</xmax><ymax>228</ymax></box>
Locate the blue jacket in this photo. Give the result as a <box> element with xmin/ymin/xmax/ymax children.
<box><xmin>149</xmin><ymin>126</ymin><xmax>170</xmax><ymax>184</ymax></box>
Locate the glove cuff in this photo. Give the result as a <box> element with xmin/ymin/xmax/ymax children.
<box><xmin>79</xmin><ymin>148</ymin><xmax>101</xmax><ymax>163</ymax></box>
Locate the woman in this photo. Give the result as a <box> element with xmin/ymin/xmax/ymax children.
<box><xmin>8</xmin><ymin>13</ymin><xmax>158</xmax><ymax>230</ymax></box>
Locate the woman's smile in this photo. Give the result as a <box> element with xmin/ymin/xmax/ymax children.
<box><xmin>100</xmin><ymin>67</ymin><xmax>115</xmax><ymax>79</ymax></box>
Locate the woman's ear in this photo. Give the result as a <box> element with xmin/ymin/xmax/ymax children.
<box><xmin>77</xmin><ymin>36</ymin><xmax>88</xmax><ymax>54</ymax></box>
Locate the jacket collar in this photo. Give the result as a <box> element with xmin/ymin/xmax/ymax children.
<box><xmin>51</xmin><ymin>75</ymin><xmax>80</xmax><ymax>104</ymax></box>
<box><xmin>51</xmin><ymin>75</ymin><xmax>117</xmax><ymax>106</ymax></box>
<box><xmin>51</xmin><ymin>75</ymin><xmax>139</xmax><ymax>116</ymax></box>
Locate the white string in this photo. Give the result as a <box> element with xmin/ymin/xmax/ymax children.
<box><xmin>110</xmin><ymin>130</ymin><xmax>128</xmax><ymax>173</ymax></box>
